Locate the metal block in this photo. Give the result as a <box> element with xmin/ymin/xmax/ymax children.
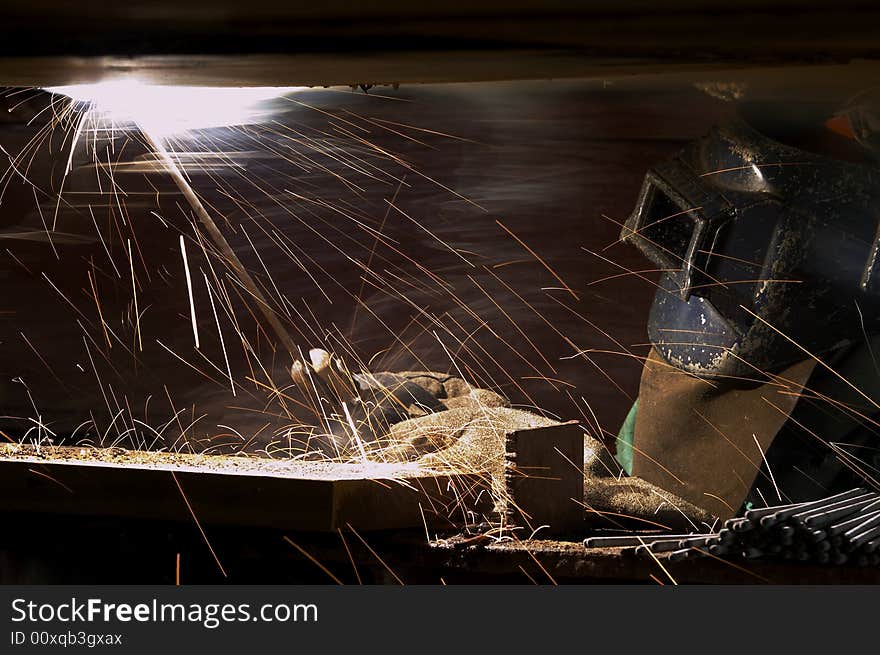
<box><xmin>504</xmin><ymin>421</ymin><xmax>584</xmax><ymax>536</ymax></box>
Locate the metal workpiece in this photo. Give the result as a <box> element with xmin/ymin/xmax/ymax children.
<box><xmin>668</xmin><ymin>548</ymin><xmax>696</xmax><ymax>563</ymax></box>
<box><xmin>759</xmin><ymin>488</ymin><xmax>868</xmax><ymax>527</ymax></box>
<box><xmin>745</xmin><ymin>502</ymin><xmax>799</xmax><ymax>521</ymax></box>
<box><xmin>639</xmin><ymin>540</ymin><xmax>683</xmax><ymax>555</ymax></box>
<box><xmin>0</xmin><ymin>443</ymin><xmax>489</xmax><ymax>533</ymax></box>
<box><xmin>729</xmin><ymin>518</ymin><xmax>755</xmax><ymax>533</ymax></box>
<box><xmin>504</xmin><ymin>421</ymin><xmax>585</xmax><ymax>536</ymax></box>
<box><xmin>828</xmin><ymin>508</ymin><xmax>880</xmax><ymax>536</ymax></box>
<box><xmin>582</xmin><ymin>534</ymin><xmax>698</xmax><ymax>548</ymax></box>
<box><xmin>848</xmin><ymin>524</ymin><xmax>880</xmax><ymax>550</ymax></box>
<box><xmin>582</xmin><ymin>489</ymin><xmax>880</xmax><ymax>569</ymax></box>
<box><xmin>793</xmin><ymin>493</ymin><xmax>879</xmax><ymax>527</ymax></box>
<box><xmin>678</xmin><ymin>536</ymin><xmax>717</xmax><ymax>549</ymax></box>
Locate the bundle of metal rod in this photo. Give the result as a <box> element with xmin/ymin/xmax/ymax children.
<box><xmin>582</xmin><ymin>533</ymin><xmax>722</xmax><ymax>560</ymax></box>
<box><xmin>582</xmin><ymin>488</ymin><xmax>880</xmax><ymax>566</ymax></box>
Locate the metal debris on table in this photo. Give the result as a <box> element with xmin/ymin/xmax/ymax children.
<box><xmin>583</xmin><ymin>488</ymin><xmax>880</xmax><ymax>566</ymax></box>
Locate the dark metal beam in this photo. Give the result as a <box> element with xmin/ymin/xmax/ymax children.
<box><xmin>0</xmin><ymin>444</ymin><xmax>488</xmax><ymax>532</ymax></box>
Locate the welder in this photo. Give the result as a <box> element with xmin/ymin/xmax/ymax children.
<box><xmin>617</xmin><ymin>91</ymin><xmax>880</xmax><ymax>519</ymax></box>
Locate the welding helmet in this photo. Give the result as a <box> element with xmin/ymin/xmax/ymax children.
<box><xmin>622</xmin><ymin>112</ymin><xmax>880</xmax><ymax>380</ymax></box>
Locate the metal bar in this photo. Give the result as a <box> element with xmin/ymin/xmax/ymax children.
<box><xmin>0</xmin><ymin>443</ymin><xmax>487</xmax><ymax>532</ymax></box>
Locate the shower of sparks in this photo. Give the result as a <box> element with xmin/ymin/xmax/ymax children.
<box><xmin>128</xmin><ymin>238</ymin><xmax>143</xmax><ymax>351</ymax></box>
<box><xmin>179</xmin><ymin>234</ymin><xmax>200</xmax><ymax>349</ymax></box>
<box><xmin>0</xmin><ymin>75</ymin><xmax>873</xmax><ymax>566</ymax></box>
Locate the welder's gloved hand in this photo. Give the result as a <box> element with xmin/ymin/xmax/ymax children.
<box><xmin>289</xmin><ymin>350</ymin><xmax>714</xmax><ymax>532</ymax></box>
<box><xmin>580</xmin><ymin>435</ymin><xmax>717</xmax><ymax>533</ymax></box>
<box><xmin>582</xmin><ymin>472</ymin><xmax>718</xmax><ymax>534</ymax></box>
<box><xmin>290</xmin><ymin>348</ymin><xmax>508</xmax><ymax>457</ymax></box>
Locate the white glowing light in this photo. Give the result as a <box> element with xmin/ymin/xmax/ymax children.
<box><xmin>47</xmin><ymin>80</ymin><xmax>301</xmax><ymax>136</ymax></box>
<box><xmin>751</xmin><ymin>163</ymin><xmax>765</xmax><ymax>181</ymax></box>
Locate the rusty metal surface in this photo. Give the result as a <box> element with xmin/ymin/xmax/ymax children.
<box><xmin>432</xmin><ymin>536</ymin><xmax>880</xmax><ymax>584</ymax></box>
